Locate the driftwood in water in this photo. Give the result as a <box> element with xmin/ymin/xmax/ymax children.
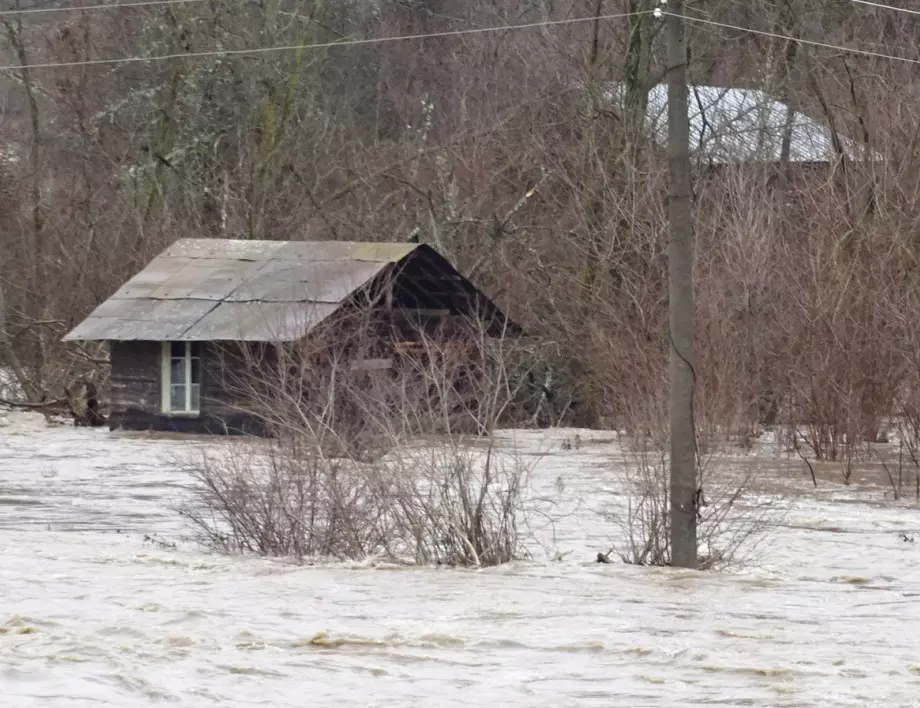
<box><xmin>0</xmin><ymin>396</ymin><xmax>67</xmax><ymax>412</ymax></box>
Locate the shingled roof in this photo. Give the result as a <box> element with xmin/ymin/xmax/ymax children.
<box><xmin>64</xmin><ymin>239</ymin><xmax>511</xmax><ymax>342</ymax></box>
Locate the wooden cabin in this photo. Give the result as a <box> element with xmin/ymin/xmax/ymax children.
<box><xmin>63</xmin><ymin>239</ymin><xmax>518</xmax><ymax>435</ymax></box>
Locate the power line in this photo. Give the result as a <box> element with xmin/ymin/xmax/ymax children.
<box><xmin>1</xmin><ymin>6</ymin><xmax>915</xmax><ymax>73</ymax></box>
<box><xmin>0</xmin><ymin>9</ymin><xmax>652</xmax><ymax>71</ymax></box>
<box><xmin>3</xmin><ymin>0</ymin><xmax>911</xmax><ymax>21</ymax></box>
<box><xmin>671</xmin><ymin>12</ymin><xmax>920</xmax><ymax>66</ymax></box>
<box><xmin>0</xmin><ymin>0</ymin><xmax>214</xmax><ymax>17</ymax></box>
<box><xmin>849</xmin><ymin>0</ymin><xmax>920</xmax><ymax>18</ymax></box>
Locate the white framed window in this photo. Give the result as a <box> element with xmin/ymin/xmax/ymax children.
<box><xmin>161</xmin><ymin>341</ymin><xmax>202</xmax><ymax>415</ymax></box>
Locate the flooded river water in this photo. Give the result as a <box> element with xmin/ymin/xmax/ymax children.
<box><xmin>2</xmin><ymin>413</ymin><xmax>920</xmax><ymax>707</ymax></box>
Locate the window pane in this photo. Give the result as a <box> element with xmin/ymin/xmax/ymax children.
<box><xmin>189</xmin><ymin>384</ymin><xmax>200</xmax><ymax>412</ymax></box>
<box><xmin>171</xmin><ymin>357</ymin><xmax>186</xmax><ymax>384</ymax></box>
<box><xmin>190</xmin><ymin>356</ymin><xmax>201</xmax><ymax>384</ymax></box>
<box><xmin>170</xmin><ymin>384</ymin><xmax>186</xmax><ymax>411</ymax></box>
<box><xmin>170</xmin><ymin>341</ymin><xmax>185</xmax><ymax>358</ymax></box>
<box><xmin>190</xmin><ymin>342</ymin><xmax>204</xmax><ymax>358</ymax></box>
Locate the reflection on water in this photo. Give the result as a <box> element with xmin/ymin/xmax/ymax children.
<box><xmin>1</xmin><ymin>417</ymin><xmax>920</xmax><ymax>707</ymax></box>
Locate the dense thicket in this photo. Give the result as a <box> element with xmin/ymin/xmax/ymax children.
<box><xmin>2</xmin><ymin>0</ymin><xmax>919</xmax><ymax>451</ymax></box>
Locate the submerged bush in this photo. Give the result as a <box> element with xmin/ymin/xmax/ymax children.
<box><xmin>178</xmin><ymin>437</ymin><xmax>531</xmax><ymax>567</ymax></box>
<box><xmin>605</xmin><ymin>441</ymin><xmax>773</xmax><ymax>570</ymax></box>
<box><xmin>602</xmin><ymin>397</ymin><xmax>776</xmax><ymax>570</ymax></box>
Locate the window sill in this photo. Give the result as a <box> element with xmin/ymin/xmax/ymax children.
<box><xmin>161</xmin><ymin>411</ymin><xmax>201</xmax><ymax>418</ymax></box>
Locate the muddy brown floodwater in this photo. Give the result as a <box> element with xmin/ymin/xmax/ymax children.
<box><xmin>2</xmin><ymin>414</ymin><xmax>920</xmax><ymax>707</ymax></box>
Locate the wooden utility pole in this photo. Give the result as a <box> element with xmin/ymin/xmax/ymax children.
<box><xmin>665</xmin><ymin>0</ymin><xmax>697</xmax><ymax>568</ymax></box>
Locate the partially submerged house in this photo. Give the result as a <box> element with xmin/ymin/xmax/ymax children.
<box><xmin>63</xmin><ymin>239</ymin><xmax>517</xmax><ymax>434</ymax></box>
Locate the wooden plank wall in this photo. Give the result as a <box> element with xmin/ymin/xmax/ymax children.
<box><xmin>108</xmin><ymin>340</ymin><xmax>264</xmax><ymax>435</ymax></box>
<box><xmin>109</xmin><ymin>341</ymin><xmax>160</xmax><ymax>414</ymax></box>
<box><xmin>106</xmin><ymin>308</ymin><xmax>478</xmax><ymax>436</ymax></box>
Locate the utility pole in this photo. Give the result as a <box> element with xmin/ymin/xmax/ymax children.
<box><xmin>665</xmin><ymin>0</ymin><xmax>697</xmax><ymax>568</ymax></box>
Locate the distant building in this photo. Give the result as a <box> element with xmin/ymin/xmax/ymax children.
<box><xmin>609</xmin><ymin>83</ymin><xmax>876</xmax><ymax>164</ymax></box>
<box><xmin>63</xmin><ymin>239</ymin><xmax>517</xmax><ymax>435</ymax></box>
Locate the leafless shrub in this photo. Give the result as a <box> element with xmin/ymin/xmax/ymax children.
<box><xmin>179</xmin><ymin>308</ymin><xmax>540</xmax><ymax>566</ymax></box>
<box><xmin>178</xmin><ymin>440</ymin><xmax>386</xmax><ymax>559</ymax></box>
<box><xmin>872</xmin><ymin>436</ymin><xmax>915</xmax><ymax>502</ymax></box>
<box><xmin>607</xmin><ymin>440</ymin><xmax>670</xmax><ymax>567</ymax></box>
<box><xmin>376</xmin><ymin>440</ymin><xmax>529</xmax><ymax>566</ymax></box>
<box><xmin>604</xmin><ymin>401</ymin><xmax>775</xmax><ymax>570</ymax></box>
<box><xmin>179</xmin><ymin>434</ymin><xmax>534</xmax><ymax>566</ymax></box>
<box><xmin>892</xmin><ymin>419</ymin><xmax>920</xmax><ymax>502</ymax></box>
<box><xmin>890</xmin><ymin>381</ymin><xmax>920</xmax><ymax>501</ymax></box>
